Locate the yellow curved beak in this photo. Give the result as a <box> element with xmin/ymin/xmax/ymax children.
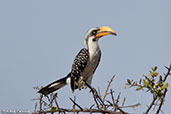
<box><xmin>96</xmin><ymin>26</ymin><xmax>117</xmax><ymax>38</ymax></box>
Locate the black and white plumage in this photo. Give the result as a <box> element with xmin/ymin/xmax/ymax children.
<box><xmin>38</xmin><ymin>26</ymin><xmax>117</xmax><ymax>95</ymax></box>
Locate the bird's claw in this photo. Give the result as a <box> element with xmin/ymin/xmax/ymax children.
<box><xmin>75</xmin><ymin>77</ymin><xmax>85</xmax><ymax>90</ymax></box>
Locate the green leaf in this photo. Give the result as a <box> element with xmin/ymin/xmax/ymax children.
<box><xmin>136</xmin><ymin>86</ymin><xmax>142</xmax><ymax>91</ymax></box>
<box><xmin>40</xmin><ymin>86</ymin><xmax>43</xmax><ymax>89</ymax></box>
<box><xmin>154</xmin><ymin>66</ymin><xmax>157</xmax><ymax>71</ymax></box>
<box><xmin>153</xmin><ymin>83</ymin><xmax>159</xmax><ymax>88</ymax></box>
<box><xmin>150</xmin><ymin>89</ymin><xmax>154</xmax><ymax>93</ymax></box>
<box><xmin>153</xmin><ymin>91</ymin><xmax>158</xmax><ymax>97</ymax></box>
<box><xmin>151</xmin><ymin>72</ymin><xmax>158</xmax><ymax>77</ymax></box>
<box><xmin>143</xmin><ymin>79</ymin><xmax>149</xmax><ymax>87</ymax></box>
<box><xmin>149</xmin><ymin>84</ymin><xmax>152</xmax><ymax>89</ymax></box>
<box><xmin>124</xmin><ymin>85</ymin><xmax>127</xmax><ymax>89</ymax></box>
<box><xmin>157</xmin><ymin>87</ymin><xmax>162</xmax><ymax>91</ymax></box>
<box><xmin>139</xmin><ymin>79</ymin><xmax>142</xmax><ymax>84</ymax></box>
<box><xmin>159</xmin><ymin>76</ymin><xmax>162</xmax><ymax>81</ymax></box>
<box><xmin>162</xmin><ymin>83</ymin><xmax>169</xmax><ymax>89</ymax></box>
<box><xmin>147</xmin><ymin>73</ymin><xmax>151</xmax><ymax>79</ymax></box>
<box><xmin>51</xmin><ymin>107</ymin><xmax>56</xmax><ymax>113</ymax></box>
<box><xmin>127</xmin><ymin>79</ymin><xmax>131</xmax><ymax>84</ymax></box>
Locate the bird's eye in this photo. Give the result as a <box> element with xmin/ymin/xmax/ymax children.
<box><xmin>91</xmin><ymin>30</ymin><xmax>98</xmax><ymax>36</ymax></box>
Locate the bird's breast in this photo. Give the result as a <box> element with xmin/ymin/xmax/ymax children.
<box><xmin>81</xmin><ymin>49</ymin><xmax>101</xmax><ymax>81</ymax></box>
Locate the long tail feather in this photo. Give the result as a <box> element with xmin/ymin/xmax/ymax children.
<box><xmin>38</xmin><ymin>73</ymin><xmax>71</xmax><ymax>95</ymax></box>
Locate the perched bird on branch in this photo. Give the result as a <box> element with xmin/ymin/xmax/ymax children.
<box><xmin>38</xmin><ymin>26</ymin><xmax>117</xmax><ymax>95</ymax></box>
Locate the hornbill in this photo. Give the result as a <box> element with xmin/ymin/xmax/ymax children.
<box><xmin>38</xmin><ymin>26</ymin><xmax>117</xmax><ymax>95</ymax></box>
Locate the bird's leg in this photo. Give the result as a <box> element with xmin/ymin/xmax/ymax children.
<box><xmin>75</xmin><ymin>77</ymin><xmax>85</xmax><ymax>90</ymax></box>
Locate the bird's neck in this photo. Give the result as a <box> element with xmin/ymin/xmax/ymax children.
<box><xmin>86</xmin><ymin>41</ymin><xmax>100</xmax><ymax>60</ymax></box>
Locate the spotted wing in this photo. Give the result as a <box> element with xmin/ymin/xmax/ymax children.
<box><xmin>70</xmin><ymin>48</ymin><xmax>89</xmax><ymax>91</ymax></box>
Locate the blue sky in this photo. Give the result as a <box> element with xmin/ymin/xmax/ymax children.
<box><xmin>0</xmin><ymin>0</ymin><xmax>171</xmax><ymax>114</ymax></box>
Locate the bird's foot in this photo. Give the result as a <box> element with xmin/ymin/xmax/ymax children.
<box><xmin>76</xmin><ymin>77</ymin><xmax>85</xmax><ymax>90</ymax></box>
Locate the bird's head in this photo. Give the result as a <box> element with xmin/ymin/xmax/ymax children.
<box><xmin>84</xmin><ymin>26</ymin><xmax>117</xmax><ymax>48</ymax></box>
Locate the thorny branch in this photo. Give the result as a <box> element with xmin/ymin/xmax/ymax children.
<box><xmin>156</xmin><ymin>88</ymin><xmax>167</xmax><ymax>114</ymax></box>
<box><xmin>110</xmin><ymin>90</ymin><xmax>126</xmax><ymax>114</ymax></box>
<box><xmin>85</xmin><ymin>81</ymin><xmax>105</xmax><ymax>109</ymax></box>
<box><xmin>146</xmin><ymin>64</ymin><xmax>171</xmax><ymax>114</ymax></box>
<box><xmin>33</xmin><ymin>76</ymin><xmax>139</xmax><ymax>114</ymax></box>
<box><xmin>33</xmin><ymin>63</ymin><xmax>170</xmax><ymax>114</ymax></box>
<box><xmin>69</xmin><ymin>97</ymin><xmax>83</xmax><ymax>111</ymax></box>
<box><xmin>163</xmin><ymin>63</ymin><xmax>171</xmax><ymax>82</ymax></box>
<box><xmin>34</xmin><ymin>108</ymin><xmax>122</xmax><ymax>114</ymax></box>
<box><xmin>126</xmin><ymin>64</ymin><xmax>171</xmax><ymax>114</ymax></box>
<box><xmin>103</xmin><ymin>75</ymin><xmax>115</xmax><ymax>102</ymax></box>
<box><xmin>144</xmin><ymin>96</ymin><xmax>157</xmax><ymax>114</ymax></box>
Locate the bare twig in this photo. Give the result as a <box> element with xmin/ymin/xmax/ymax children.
<box><xmin>163</xmin><ymin>63</ymin><xmax>171</xmax><ymax>82</ymax></box>
<box><xmin>73</xmin><ymin>96</ymin><xmax>75</xmax><ymax>114</ymax></box>
<box><xmin>122</xmin><ymin>98</ymin><xmax>126</xmax><ymax>107</ymax></box>
<box><xmin>46</xmin><ymin>95</ymin><xmax>51</xmax><ymax>106</ymax></box>
<box><xmin>98</xmin><ymin>87</ymin><xmax>102</xmax><ymax>100</ymax></box>
<box><xmin>33</xmin><ymin>108</ymin><xmax>123</xmax><ymax>114</ymax></box>
<box><xmin>39</xmin><ymin>94</ymin><xmax>43</xmax><ymax>113</ymax></box>
<box><xmin>34</xmin><ymin>102</ymin><xmax>37</xmax><ymax>113</ymax></box>
<box><xmin>85</xmin><ymin>82</ymin><xmax>105</xmax><ymax>109</ymax></box>
<box><xmin>103</xmin><ymin>75</ymin><xmax>115</xmax><ymax>102</ymax></box>
<box><xmin>116</xmin><ymin>92</ymin><xmax>121</xmax><ymax>106</ymax></box>
<box><xmin>110</xmin><ymin>90</ymin><xmax>127</xmax><ymax>114</ymax></box>
<box><xmin>54</xmin><ymin>96</ymin><xmax>59</xmax><ymax>109</ymax></box>
<box><xmin>69</xmin><ymin>97</ymin><xmax>83</xmax><ymax>111</ymax></box>
<box><xmin>156</xmin><ymin>89</ymin><xmax>167</xmax><ymax>114</ymax></box>
<box><xmin>119</xmin><ymin>103</ymin><xmax>141</xmax><ymax>109</ymax></box>
<box><xmin>110</xmin><ymin>89</ymin><xmax>116</xmax><ymax>110</ymax></box>
<box><xmin>35</xmin><ymin>75</ymin><xmax>141</xmax><ymax>114</ymax></box>
<box><xmin>89</xmin><ymin>104</ymin><xmax>95</xmax><ymax>109</ymax></box>
<box><xmin>106</xmin><ymin>90</ymin><xmax>115</xmax><ymax>96</ymax></box>
<box><xmin>144</xmin><ymin>96</ymin><xmax>157</xmax><ymax>114</ymax></box>
<box><xmin>106</xmin><ymin>101</ymin><xmax>128</xmax><ymax>114</ymax></box>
